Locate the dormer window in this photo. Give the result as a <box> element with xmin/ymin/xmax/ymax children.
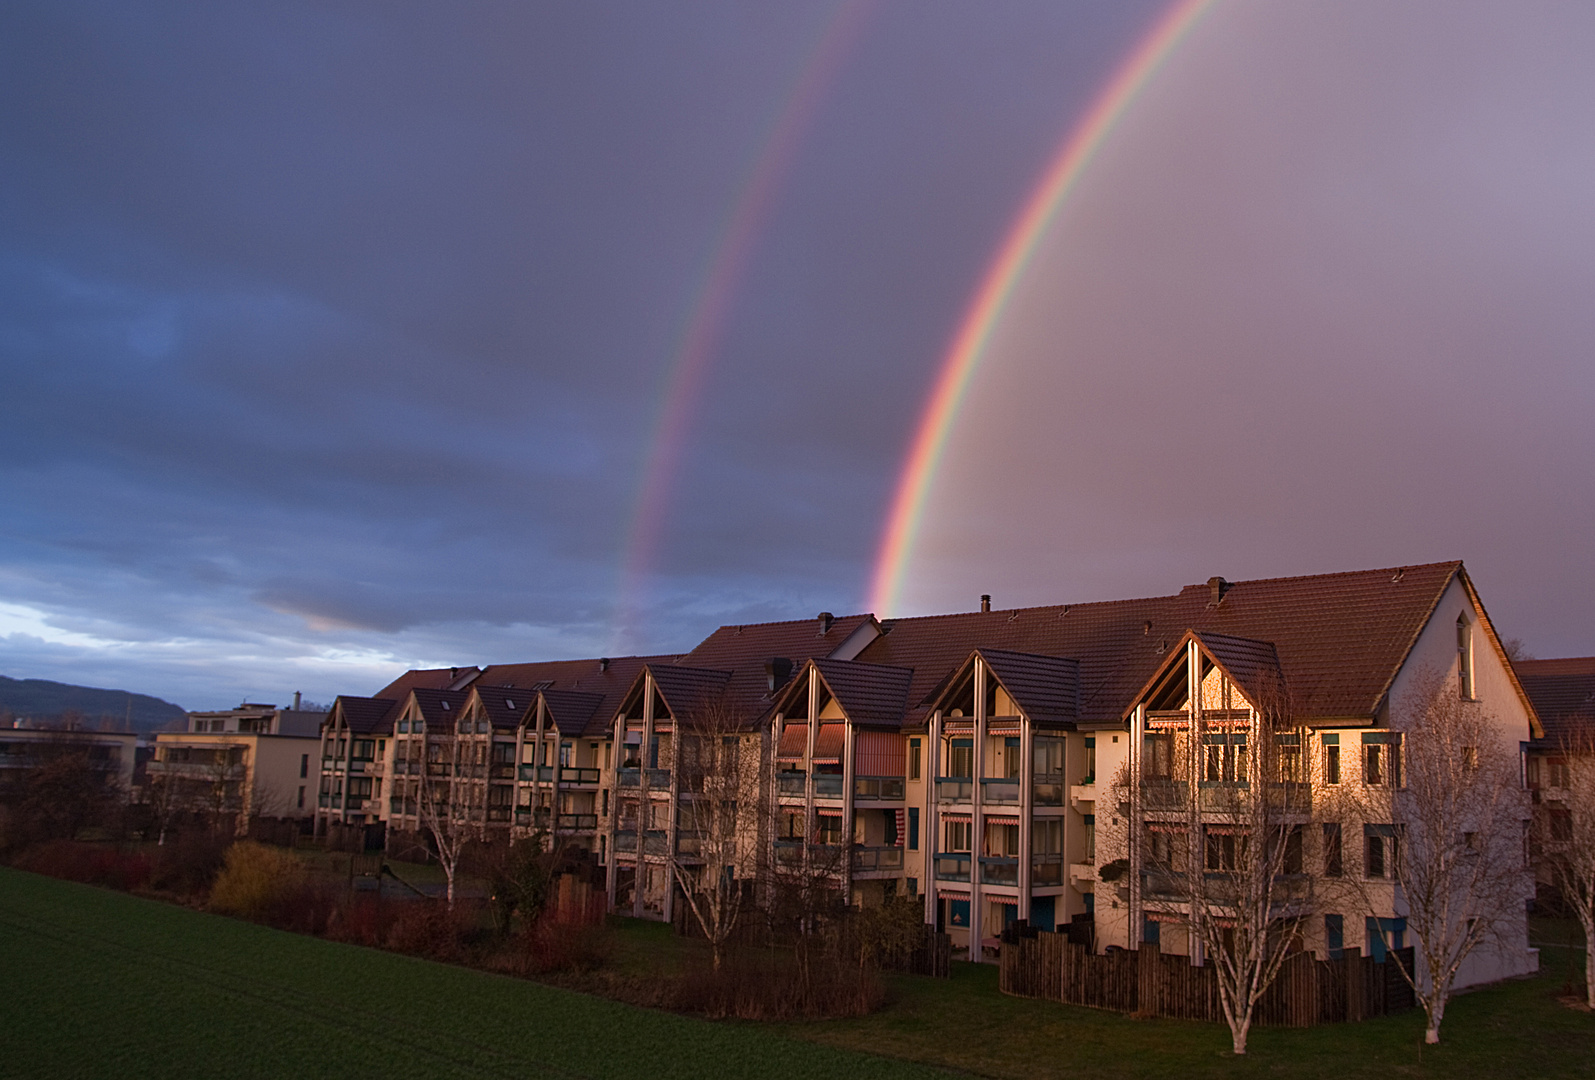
<box><xmin>1456</xmin><ymin>615</ymin><xmax>1474</xmax><ymax>699</ymax></box>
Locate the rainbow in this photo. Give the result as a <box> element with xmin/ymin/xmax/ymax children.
<box><xmin>867</xmin><ymin>0</ymin><xmax>1215</xmax><ymax>617</ymax></box>
<box><xmin>613</xmin><ymin>0</ymin><xmax>874</xmax><ymax>649</ymax></box>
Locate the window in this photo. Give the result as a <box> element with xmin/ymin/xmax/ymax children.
<box><xmin>947</xmin><ymin>738</ymin><xmax>973</xmax><ymax>778</ymax></box>
<box><xmin>1362</xmin><ymin>732</ymin><xmax>1401</xmax><ymax>786</ymax></box>
<box><xmin>1277</xmin><ymin>734</ymin><xmax>1303</xmax><ymax>783</ymax></box>
<box><xmin>908</xmin><ymin>807</ymin><xmax>920</xmax><ymax>850</ymax></box>
<box><xmin>1205</xmin><ymin>828</ymin><xmax>1245</xmax><ymax>872</ymax></box>
<box><xmin>1203</xmin><ymin>733</ymin><xmax>1247</xmax><ymax>784</ymax></box>
<box><xmin>300</xmin><ymin>754</ymin><xmax>309</xmax><ymax>779</ymax></box>
<box><xmin>909</xmin><ymin>738</ymin><xmax>921</xmax><ymax>781</ymax></box>
<box><xmin>1551</xmin><ymin>809</ymin><xmax>1573</xmax><ymax>842</ymax></box>
<box><xmin>1032</xmin><ymin>816</ymin><xmax>1062</xmax><ymax>855</ymax></box>
<box><xmin>1082</xmin><ymin>737</ymin><xmax>1096</xmax><ymax>784</ymax></box>
<box><xmin>1282</xmin><ymin>825</ymin><xmax>1303</xmax><ymax>875</ymax></box>
<box><xmin>491</xmin><ymin>742</ymin><xmax>514</xmax><ymax>764</ymax></box>
<box><xmin>1143</xmin><ymin>917</ymin><xmax>1161</xmax><ymax>945</ymax></box>
<box><xmin>944</xmin><ymin>818</ymin><xmax>972</xmax><ymax>853</ymax></box>
<box><xmin>1549</xmin><ymin>757</ymin><xmax>1571</xmax><ymax>788</ymax></box>
<box><xmin>1084</xmin><ymin>814</ymin><xmax>1096</xmax><ymax>862</ymax></box>
<box><xmin>1364</xmin><ymin>824</ymin><xmax>1399</xmax><ymax>879</ymax></box>
<box><xmin>297</xmin><ymin>786</ymin><xmax>305</xmax><ymax>809</ymax></box>
<box><xmin>1457</xmin><ymin>615</ymin><xmax>1474</xmax><ymax>699</ymax></box>
<box><xmin>1366</xmin><ymin>916</ymin><xmax>1406</xmax><ymax>961</ymax></box>
<box><xmin>1324</xmin><ymin>914</ymin><xmax>1344</xmax><ymax>959</ymax></box>
<box><xmin>1143</xmin><ymin>732</ymin><xmax>1173</xmax><ymax>779</ymax></box>
<box><xmin>1323</xmin><ymin>735</ymin><xmax>1341</xmax><ymax>784</ymax></box>
<box><xmin>1323</xmin><ymin>823</ymin><xmax>1343</xmax><ymax>877</ymax></box>
<box><xmin>1004</xmin><ymin>736</ymin><xmax>1021</xmax><ymax>779</ymax></box>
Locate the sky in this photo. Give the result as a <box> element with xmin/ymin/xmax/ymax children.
<box><xmin>3</xmin><ymin>2</ymin><xmax>1593</xmax><ymax>710</ymax></box>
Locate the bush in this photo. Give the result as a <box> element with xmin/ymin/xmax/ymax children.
<box><xmin>208</xmin><ymin>842</ymin><xmax>305</xmax><ymax>920</ymax></box>
<box><xmin>668</xmin><ymin>948</ymin><xmax>882</xmax><ymax>1020</ymax></box>
<box><xmin>513</xmin><ymin>917</ymin><xmax>610</xmax><ymax>976</ymax></box>
<box><xmin>385</xmin><ymin>899</ymin><xmax>481</xmax><ymax>961</ymax></box>
<box><xmin>12</xmin><ymin>841</ymin><xmax>152</xmax><ymax>892</ymax></box>
<box><xmin>148</xmin><ymin>832</ymin><xmax>229</xmax><ymax>897</ymax></box>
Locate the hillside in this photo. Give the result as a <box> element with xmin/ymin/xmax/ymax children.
<box><xmin>0</xmin><ymin>675</ymin><xmax>187</xmax><ymax>733</ymax></box>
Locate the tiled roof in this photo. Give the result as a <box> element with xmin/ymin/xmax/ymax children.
<box><xmin>1191</xmin><ymin>632</ymin><xmax>1285</xmax><ymax>710</ymax></box>
<box><xmin>644</xmin><ymin>665</ymin><xmax>735</xmax><ymax>723</ymax></box>
<box><xmin>372</xmin><ymin>667</ymin><xmax>477</xmax><ymax>699</ymax></box>
<box><xmin>977</xmin><ymin>649</ymin><xmax>1082</xmax><ymax>724</ymax></box>
<box><xmin>332</xmin><ymin>695</ymin><xmax>401</xmax><ymax>735</ymax></box>
<box><xmin>410</xmin><ymin>687</ymin><xmax>468</xmax><ymax>727</ymax></box>
<box><xmin>538</xmin><ymin>690</ymin><xmax>609</xmax><ymax>739</ymax></box>
<box><xmin>811</xmin><ymin>659</ymin><xmax>915</xmax><ymax>728</ymax></box>
<box><xmin>471</xmin><ymin>687</ymin><xmax>533</xmax><ymax>731</ymax></box>
<box><xmin>1516</xmin><ymin>657</ymin><xmax>1595</xmax><ymax>747</ymax></box>
<box><xmin>859</xmin><ymin>561</ymin><xmax>1467</xmax><ymax>726</ymax></box>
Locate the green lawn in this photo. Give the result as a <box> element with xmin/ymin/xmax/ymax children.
<box><xmin>5</xmin><ymin>866</ymin><xmax>1590</xmax><ymax>1080</ymax></box>
<box><xmin>778</xmin><ymin>938</ymin><xmax>1594</xmax><ymax>1080</ymax></box>
<box><xmin>0</xmin><ymin>868</ymin><xmax>944</xmax><ymax>1080</ymax></box>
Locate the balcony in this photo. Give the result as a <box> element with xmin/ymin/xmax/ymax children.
<box><xmin>935</xmin><ymin>778</ymin><xmax>973</xmax><ymax>803</ymax></box>
<box><xmin>1141</xmin><ymin>780</ymin><xmax>1187</xmax><ymax>810</ymax></box>
<box><xmin>489</xmin><ymin>763</ymin><xmax>515</xmax><ymax>780</ymax></box>
<box><xmin>1266</xmin><ymin>782</ymin><xmax>1313</xmax><ymax>813</ymax></box>
<box><xmin>557</xmin><ymin>813</ymin><xmax>599</xmax><ymax>832</ymax></box>
<box><xmin>348</xmin><ymin>760</ymin><xmax>369</xmax><ymax>773</ymax></box>
<box><xmin>813</xmin><ymin>773</ymin><xmax>844</xmax><ymax>799</ymax></box>
<box><xmin>318</xmin><ymin>794</ymin><xmax>331</xmax><ymax>808</ymax></box>
<box><xmin>615</xmin><ymin>830</ymin><xmax>638</xmax><ymax>850</ymax></box>
<box><xmin>774</xmin><ymin>839</ymin><xmax>804</xmax><ymax>865</ymax></box>
<box><xmin>980</xmin><ymin>778</ymin><xmax>1020</xmax><ymax>805</ymax></box>
<box><xmin>1031</xmin><ymin>854</ymin><xmax>1065</xmax><ymax>886</ymax></box>
<box><xmin>618</xmin><ymin>768</ymin><xmax>641</xmax><ymax>788</ymax></box>
<box><xmin>426</xmin><ymin>762</ymin><xmax>452</xmax><ymax>778</ymax></box>
<box><xmin>1033</xmin><ymin>774</ymin><xmax>1067</xmax><ymax>806</ymax></box>
<box><xmin>852</xmin><ymin>845</ymin><xmax>905</xmax><ymax>872</ymax></box>
<box><xmin>1067</xmin><ymin>861</ymin><xmax>1096</xmax><ymax>886</ymax></box>
<box><xmin>776</xmin><ymin>772</ymin><xmax>806</xmax><ymax>797</ymax></box>
<box><xmin>854</xmin><ymin>776</ymin><xmax>905</xmax><ymax>801</ymax></box>
<box><xmin>935</xmin><ymin>852</ymin><xmax>972</xmax><ymax>882</ymax></box>
<box><xmin>564</xmin><ymin>767</ymin><xmax>602</xmax><ymax>785</ymax></box>
<box><xmin>486</xmin><ymin>806</ymin><xmax>511</xmax><ymax>823</ymax></box>
<box><xmin>1069</xmin><ymin>783</ymin><xmax>1095</xmax><ymax>808</ymax></box>
<box><xmin>1142</xmin><ymin>869</ymin><xmax>1185</xmax><ymax>899</ymax></box>
<box><xmin>643</xmin><ymin>831</ymin><xmax>668</xmax><ymax>856</ymax></box>
<box><xmin>646</xmin><ymin>768</ymin><xmax>671</xmax><ymax>789</ymax></box>
<box><xmin>980</xmin><ymin>855</ymin><xmax>1019</xmax><ymax>885</ymax></box>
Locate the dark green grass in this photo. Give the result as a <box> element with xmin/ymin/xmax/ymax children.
<box><xmin>776</xmin><ymin>942</ymin><xmax>1594</xmax><ymax>1079</ymax></box>
<box><xmin>0</xmin><ymin>868</ymin><xmax>947</xmax><ymax>1080</ymax></box>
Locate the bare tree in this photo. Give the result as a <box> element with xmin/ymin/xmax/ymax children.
<box><xmin>1120</xmin><ymin>690</ymin><xmax>1314</xmax><ymax>1055</ymax></box>
<box><xmin>669</xmin><ymin>696</ymin><xmax>765</xmax><ymax>970</ymax></box>
<box><xmin>1322</xmin><ymin>670</ymin><xmax>1529</xmax><ymax>1044</ymax></box>
<box><xmin>416</xmin><ymin>726</ymin><xmax>483</xmax><ymax>908</ymax></box>
<box><xmin>1532</xmin><ymin>727</ymin><xmax>1595</xmax><ymax>1008</ymax></box>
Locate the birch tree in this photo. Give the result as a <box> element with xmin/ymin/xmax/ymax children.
<box><xmin>669</xmin><ymin>697</ymin><xmax>764</xmax><ymax>971</ymax></box>
<box><xmin>1532</xmin><ymin>728</ymin><xmax>1595</xmax><ymax>1008</ymax></box>
<box><xmin>1324</xmin><ymin>671</ymin><xmax>1528</xmax><ymax>1044</ymax></box>
<box><xmin>416</xmin><ymin>723</ymin><xmax>482</xmax><ymax>908</ymax></box>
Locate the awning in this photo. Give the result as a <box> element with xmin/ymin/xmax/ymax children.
<box><xmin>776</xmin><ymin>724</ymin><xmax>807</xmax><ymax>762</ymax></box>
<box><xmin>894</xmin><ymin>809</ymin><xmax>906</xmax><ymax>847</ymax></box>
<box><xmin>987</xmin><ymin>721</ymin><xmax>1022</xmax><ymax>734</ymax></box>
<box><xmin>854</xmin><ymin>730</ymin><xmax>905</xmax><ymax>776</ymax></box>
<box><xmin>812</xmin><ymin>724</ymin><xmax>845</xmax><ymax>763</ymax></box>
<box><xmin>816</xmin><ymin>808</ymin><xmax>844</xmax><ymax>819</ymax></box>
<box><xmin>1147</xmin><ymin>823</ymin><xmax>1187</xmax><ymax>834</ymax></box>
<box><xmin>940</xmin><ymin>812</ymin><xmax>972</xmax><ymax>823</ymax></box>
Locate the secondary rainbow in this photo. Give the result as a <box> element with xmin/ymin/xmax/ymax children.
<box><xmin>867</xmin><ymin>0</ymin><xmax>1214</xmax><ymax>617</ymax></box>
<box><xmin>612</xmin><ymin>1</ymin><xmax>873</xmax><ymax>650</ymax></box>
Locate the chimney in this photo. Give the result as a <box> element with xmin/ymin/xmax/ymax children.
<box><xmin>598</xmin><ymin>657</ymin><xmax>610</xmax><ymax>673</ymax></box>
<box><xmin>765</xmin><ymin>657</ymin><xmax>794</xmax><ymax>693</ymax></box>
<box><xmin>293</xmin><ymin>691</ymin><xmax>301</xmax><ymax>710</ymax></box>
<box><xmin>1207</xmin><ymin>577</ymin><xmax>1230</xmax><ymax>605</ymax></box>
<box><xmin>980</xmin><ymin>594</ymin><xmax>992</xmax><ymax>613</ymax></box>
<box><xmin>449</xmin><ymin>667</ymin><xmax>459</xmax><ymax>679</ymax></box>
<box><xmin>818</xmin><ymin>612</ymin><xmax>834</xmax><ymax>635</ymax></box>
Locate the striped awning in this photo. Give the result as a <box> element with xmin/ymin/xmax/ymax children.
<box><xmin>812</xmin><ymin>724</ymin><xmax>845</xmax><ymax>763</ymax></box>
<box><xmin>940</xmin><ymin>812</ymin><xmax>971</xmax><ymax>823</ymax></box>
<box><xmin>776</xmin><ymin>724</ymin><xmax>807</xmax><ymax>762</ymax></box>
<box><xmin>816</xmin><ymin>807</ymin><xmax>844</xmax><ymax>819</ymax></box>
<box><xmin>854</xmin><ymin>730</ymin><xmax>905</xmax><ymax>777</ymax></box>
<box><xmin>987</xmin><ymin>721</ymin><xmax>1022</xmax><ymax>734</ymax></box>
<box><xmin>1147</xmin><ymin>822</ymin><xmax>1187</xmax><ymax>833</ymax></box>
<box><xmin>894</xmin><ymin>809</ymin><xmax>906</xmax><ymax>847</ymax></box>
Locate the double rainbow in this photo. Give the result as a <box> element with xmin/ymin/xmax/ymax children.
<box><xmin>866</xmin><ymin>0</ymin><xmax>1214</xmax><ymax>617</ymax></box>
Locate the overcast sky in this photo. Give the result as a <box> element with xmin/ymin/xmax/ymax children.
<box><xmin>3</xmin><ymin>2</ymin><xmax>1593</xmax><ymax>710</ymax></box>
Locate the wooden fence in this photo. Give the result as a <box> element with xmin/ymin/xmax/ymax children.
<box><xmin>1000</xmin><ymin>932</ymin><xmax>1414</xmax><ymax>1026</ymax></box>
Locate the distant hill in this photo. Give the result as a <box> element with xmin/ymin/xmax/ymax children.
<box><xmin>0</xmin><ymin>676</ymin><xmax>188</xmax><ymax>734</ymax></box>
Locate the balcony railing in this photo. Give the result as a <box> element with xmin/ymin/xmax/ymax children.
<box><xmin>774</xmin><ymin>839</ymin><xmax>805</xmax><ymax>864</ymax></box>
<box><xmin>980</xmin><ymin>855</ymin><xmax>1020</xmax><ymax>885</ymax></box>
<box><xmin>776</xmin><ymin>772</ymin><xmax>806</xmax><ymax>796</ymax></box>
<box><xmin>489</xmin><ymin>763</ymin><xmax>515</xmax><ymax>780</ymax></box>
<box><xmin>813</xmin><ymin>774</ymin><xmax>844</xmax><ymax>798</ymax></box>
<box><xmin>643</xmin><ymin>831</ymin><xmax>668</xmax><ymax>856</ymax></box>
<box><xmin>981</xmin><ymin>778</ymin><xmax>1020</xmax><ymax>804</ymax></box>
<box><xmin>852</xmin><ymin>845</ymin><xmax>904</xmax><ymax>872</ymax></box>
<box><xmin>1034</xmin><ymin>773</ymin><xmax>1067</xmax><ymax>806</ymax></box>
<box><xmin>854</xmin><ymin>776</ymin><xmax>905</xmax><ymax>800</ymax></box>
<box><xmin>564</xmin><ymin>767</ymin><xmax>602</xmax><ymax>785</ymax></box>
<box><xmin>348</xmin><ymin>760</ymin><xmax>369</xmax><ymax>773</ymax></box>
<box><xmin>318</xmin><ymin>794</ymin><xmax>331</xmax><ymax>807</ymax></box>
<box><xmin>1031</xmin><ymin>853</ymin><xmax>1065</xmax><ymax>886</ymax></box>
<box><xmin>426</xmin><ymin>762</ymin><xmax>452</xmax><ymax>777</ymax></box>
<box><xmin>1141</xmin><ymin>780</ymin><xmax>1187</xmax><ymax>810</ymax></box>
<box><xmin>557</xmin><ymin>813</ymin><xmax>599</xmax><ymax>831</ymax></box>
<box><xmin>935</xmin><ymin>853</ymin><xmax>972</xmax><ymax>881</ymax></box>
<box><xmin>486</xmin><ymin>806</ymin><xmax>511</xmax><ymax>823</ymax></box>
<box><xmin>935</xmin><ymin>778</ymin><xmax>973</xmax><ymax>803</ymax></box>
<box><xmin>647</xmin><ymin>768</ymin><xmax>672</xmax><ymax>788</ymax></box>
<box><xmin>1266</xmin><ymin>782</ymin><xmax>1313</xmax><ymax>812</ymax></box>
<box><xmin>618</xmin><ymin>768</ymin><xmax>641</xmax><ymax>787</ymax></box>
<box><xmin>1142</xmin><ymin>869</ymin><xmax>1185</xmax><ymax>899</ymax></box>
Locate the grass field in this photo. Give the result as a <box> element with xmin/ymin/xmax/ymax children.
<box><xmin>0</xmin><ymin>868</ymin><xmax>943</xmax><ymax>1080</ymax></box>
<box><xmin>4</xmin><ymin>866</ymin><xmax>1591</xmax><ymax>1080</ymax></box>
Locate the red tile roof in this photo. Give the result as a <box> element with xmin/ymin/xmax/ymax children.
<box><xmin>811</xmin><ymin>658</ymin><xmax>915</xmax><ymax>728</ymax></box>
<box><xmin>1515</xmin><ymin>657</ymin><xmax>1595</xmax><ymax>747</ymax></box>
<box><xmin>371</xmin><ymin>667</ymin><xmax>476</xmax><ymax>701</ymax></box>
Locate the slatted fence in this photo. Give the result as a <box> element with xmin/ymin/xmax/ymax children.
<box><xmin>1000</xmin><ymin>932</ymin><xmax>1413</xmax><ymax>1026</ymax></box>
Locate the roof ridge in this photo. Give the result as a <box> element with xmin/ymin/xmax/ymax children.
<box><xmin>1188</xmin><ymin>560</ymin><xmax>1462</xmax><ymax>592</ymax></box>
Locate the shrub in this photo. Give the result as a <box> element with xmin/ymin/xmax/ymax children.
<box><xmin>12</xmin><ymin>840</ymin><xmax>151</xmax><ymax>892</ymax></box>
<box><xmin>514</xmin><ymin>917</ymin><xmax>611</xmax><ymax>975</ymax></box>
<box><xmin>386</xmin><ymin>899</ymin><xmax>476</xmax><ymax>961</ymax></box>
<box><xmin>208</xmin><ymin>842</ymin><xmax>305</xmax><ymax>920</ymax></box>
<box><xmin>148</xmin><ymin>832</ymin><xmax>229</xmax><ymax>897</ymax></box>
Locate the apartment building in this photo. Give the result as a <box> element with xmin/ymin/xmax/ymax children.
<box><xmin>330</xmin><ymin>560</ymin><xmax>1542</xmax><ymax>991</ymax></box>
<box><xmin>150</xmin><ymin>701</ymin><xmax>326</xmax><ymax>829</ymax></box>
